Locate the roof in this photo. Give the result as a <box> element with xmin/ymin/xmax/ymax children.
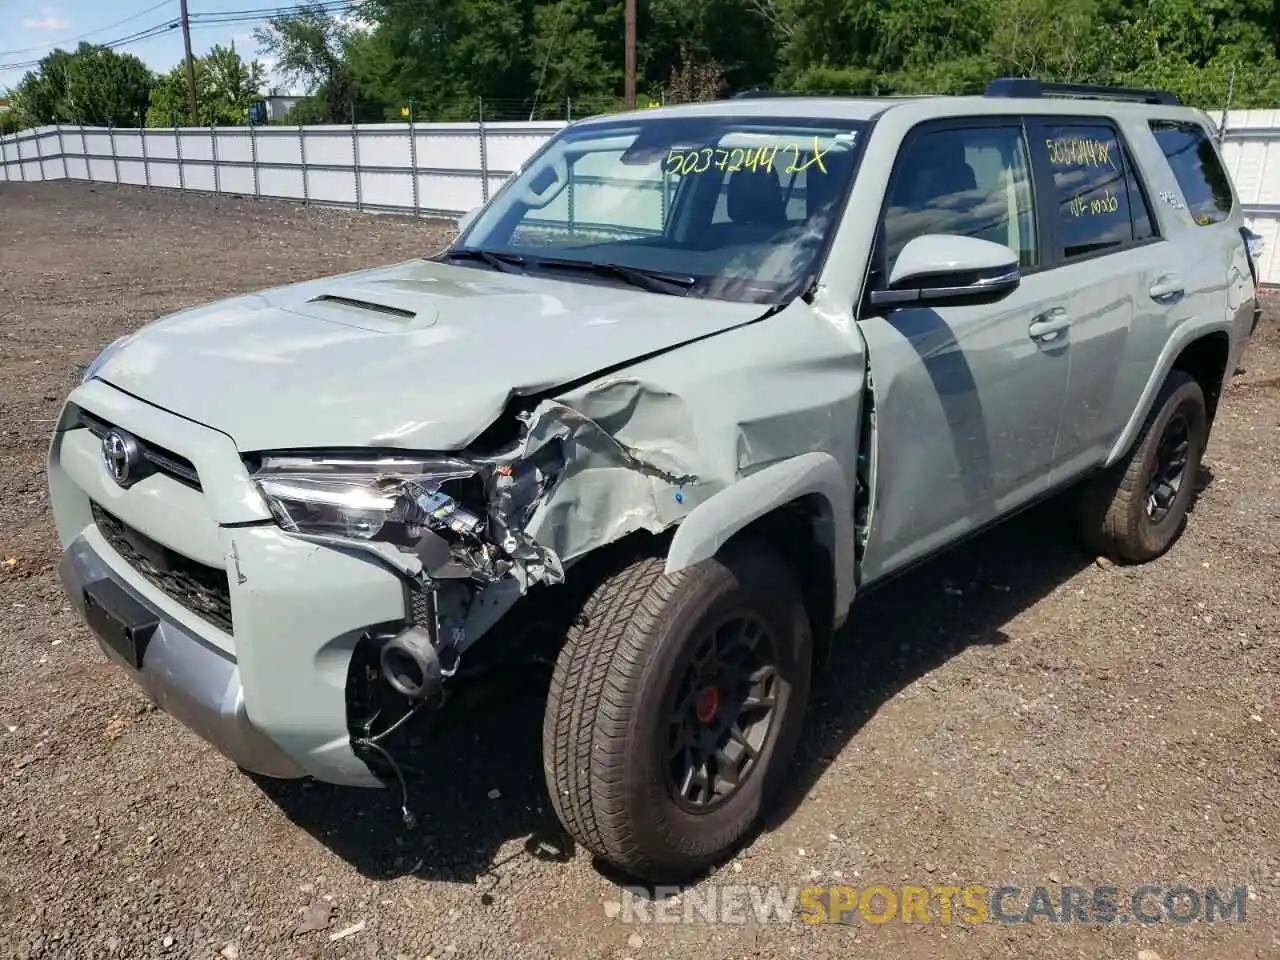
<box><xmin>573</xmin><ymin>80</ymin><xmax>1206</xmax><ymax>128</ymax></box>
<box><xmin>575</xmin><ymin>96</ymin><xmax>910</xmax><ymax>126</ymax></box>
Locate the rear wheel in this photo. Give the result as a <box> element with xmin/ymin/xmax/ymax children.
<box><xmin>1077</xmin><ymin>370</ymin><xmax>1208</xmax><ymax>562</ymax></box>
<box><xmin>542</xmin><ymin>542</ymin><xmax>812</xmax><ymax>882</ymax></box>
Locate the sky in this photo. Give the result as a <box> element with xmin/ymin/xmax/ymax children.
<box><xmin>0</xmin><ymin>0</ymin><xmax>289</xmax><ymax>93</ymax></box>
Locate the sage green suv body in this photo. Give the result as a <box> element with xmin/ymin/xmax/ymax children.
<box><xmin>49</xmin><ymin>78</ymin><xmax>1261</xmax><ymax>881</ymax></box>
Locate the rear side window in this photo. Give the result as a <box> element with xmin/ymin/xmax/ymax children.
<box><xmin>1149</xmin><ymin>120</ymin><xmax>1234</xmax><ymax>225</ymax></box>
<box><xmin>1041</xmin><ymin>122</ymin><xmax>1152</xmax><ymax>259</ymax></box>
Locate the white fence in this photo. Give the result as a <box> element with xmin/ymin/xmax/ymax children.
<box><xmin>2</xmin><ymin>114</ymin><xmax>1278</xmax><ymax>283</ymax></box>
<box><xmin>1218</xmin><ymin>110</ymin><xmax>1280</xmax><ymax>285</ymax></box>
<box><xmin>0</xmin><ymin>121</ymin><xmax>566</xmax><ymax>217</ymax></box>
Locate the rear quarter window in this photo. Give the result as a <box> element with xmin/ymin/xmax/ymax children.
<box><xmin>1148</xmin><ymin>120</ymin><xmax>1234</xmax><ymax>225</ymax></box>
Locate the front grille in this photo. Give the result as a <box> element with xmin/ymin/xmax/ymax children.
<box><xmin>77</xmin><ymin>408</ymin><xmax>202</xmax><ymax>491</ymax></box>
<box><xmin>91</xmin><ymin>502</ymin><xmax>233</xmax><ymax>634</ymax></box>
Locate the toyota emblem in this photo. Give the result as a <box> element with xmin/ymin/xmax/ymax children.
<box><xmin>102</xmin><ymin>429</ymin><xmax>141</xmax><ymax>488</ymax></box>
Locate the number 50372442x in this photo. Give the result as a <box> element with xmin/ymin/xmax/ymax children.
<box><xmin>664</xmin><ymin>136</ymin><xmax>831</xmax><ymax>177</ymax></box>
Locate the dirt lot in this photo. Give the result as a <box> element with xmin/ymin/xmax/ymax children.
<box><xmin>1</xmin><ymin>181</ymin><xmax>1278</xmax><ymax>960</ymax></box>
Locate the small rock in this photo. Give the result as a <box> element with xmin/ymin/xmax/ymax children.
<box><xmin>923</xmin><ymin>862</ymin><xmax>936</xmax><ymax>873</ymax></box>
<box><xmin>328</xmin><ymin>919</ymin><xmax>366</xmax><ymax>942</ymax></box>
<box><xmin>162</xmin><ymin>935</ymin><xmax>174</xmax><ymax>948</ymax></box>
<box><xmin>603</xmin><ymin>900</ymin><xmax>621</xmax><ymax>919</ymax></box>
<box><xmin>1095</xmin><ymin>556</ymin><xmax>1114</xmax><ymax>570</ymax></box>
<box><xmin>105</xmin><ymin>718</ymin><xmax>128</xmax><ymax>740</ymax></box>
<box><xmin>627</xmin><ymin>933</ymin><xmax>644</xmax><ymax>949</ymax></box>
<box><xmin>219</xmin><ymin>944</ymin><xmax>240</xmax><ymax>960</ymax></box>
<box><xmin>293</xmin><ymin>900</ymin><xmax>334</xmax><ymax>937</ymax></box>
<box><xmin>732</xmin><ymin>862</ymin><xmax>742</xmax><ymax>873</ymax></box>
<box><xmin>487</xmin><ymin>788</ymin><xmax>501</xmax><ymax>800</ymax></box>
<box><xmin>1048</xmin><ymin>871</ymin><xmax>1062</xmax><ymax>883</ymax></box>
<box><xmin>797</xmin><ymin>848</ymin><xmax>806</xmax><ymax>856</ymax></box>
<box><xmin>1137</xmin><ymin>951</ymin><xmax>1164</xmax><ymax>960</ymax></box>
<box><xmin>299</xmin><ymin>883</ymin><xmax>315</xmax><ymax>894</ymax></box>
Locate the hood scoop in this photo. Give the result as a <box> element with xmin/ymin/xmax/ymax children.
<box><xmin>309</xmin><ymin>294</ymin><xmax>416</xmax><ymax>319</ymax></box>
<box><xmin>289</xmin><ymin>284</ymin><xmax>440</xmax><ymax>332</ymax></box>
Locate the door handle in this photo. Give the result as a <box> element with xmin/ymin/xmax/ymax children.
<box><xmin>1029</xmin><ymin>307</ymin><xmax>1071</xmax><ymax>343</ymax></box>
<box><xmin>1149</xmin><ymin>275</ymin><xmax>1185</xmax><ymax>302</ymax></box>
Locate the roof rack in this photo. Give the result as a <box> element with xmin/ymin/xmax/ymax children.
<box><xmin>984</xmin><ymin>77</ymin><xmax>1181</xmax><ymax>106</ymax></box>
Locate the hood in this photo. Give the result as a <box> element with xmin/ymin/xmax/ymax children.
<box><xmin>93</xmin><ymin>259</ymin><xmax>767</xmax><ymax>452</ymax></box>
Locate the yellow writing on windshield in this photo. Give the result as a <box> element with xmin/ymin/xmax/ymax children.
<box><xmin>1047</xmin><ymin>136</ymin><xmax>1116</xmax><ymax>169</ymax></box>
<box><xmin>665</xmin><ymin>136</ymin><xmax>831</xmax><ymax>177</ymax></box>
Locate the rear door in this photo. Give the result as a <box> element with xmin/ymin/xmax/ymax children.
<box><xmin>1024</xmin><ymin>116</ymin><xmax>1165</xmax><ymax>482</ymax></box>
<box><xmin>856</xmin><ymin>117</ymin><xmax>1073</xmax><ymax>580</ymax></box>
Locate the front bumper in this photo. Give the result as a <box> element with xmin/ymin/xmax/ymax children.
<box><xmin>48</xmin><ymin>380</ymin><xmax>411</xmax><ymax>788</ymax></box>
<box><xmin>60</xmin><ymin>536</ymin><xmax>307</xmax><ymax>780</ymax></box>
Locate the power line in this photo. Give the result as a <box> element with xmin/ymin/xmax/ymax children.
<box><xmin>0</xmin><ymin>1</ymin><xmax>355</xmax><ymax>74</ymax></box>
<box><xmin>188</xmin><ymin>2</ymin><xmax>357</xmax><ymax>27</ymax></box>
<box><xmin>0</xmin><ymin>22</ymin><xmax>180</xmax><ymax>72</ymax></box>
<box><xmin>0</xmin><ymin>0</ymin><xmax>177</xmax><ymax>57</ymax></box>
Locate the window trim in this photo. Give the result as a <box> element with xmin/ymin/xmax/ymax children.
<box><xmin>866</xmin><ymin>115</ymin><xmax>1050</xmax><ymax>299</ymax></box>
<box><xmin>1025</xmin><ymin>115</ymin><xmax>1164</xmax><ymax>270</ymax></box>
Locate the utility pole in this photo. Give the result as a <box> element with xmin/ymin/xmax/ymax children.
<box><xmin>624</xmin><ymin>0</ymin><xmax>636</xmax><ymax>110</ymax></box>
<box><xmin>179</xmin><ymin>0</ymin><xmax>199</xmax><ymax>123</ymax></box>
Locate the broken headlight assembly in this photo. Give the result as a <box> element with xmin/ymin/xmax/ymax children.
<box><xmin>247</xmin><ymin>445</ymin><xmax>565</xmax><ymax>585</ymax></box>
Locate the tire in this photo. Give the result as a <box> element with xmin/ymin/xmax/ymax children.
<box><xmin>542</xmin><ymin>542</ymin><xmax>813</xmax><ymax>882</ymax></box>
<box><xmin>1076</xmin><ymin>369</ymin><xmax>1209</xmax><ymax>563</ymax></box>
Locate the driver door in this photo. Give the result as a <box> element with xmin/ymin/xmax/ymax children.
<box><xmin>856</xmin><ymin>118</ymin><xmax>1073</xmax><ymax>581</ymax></box>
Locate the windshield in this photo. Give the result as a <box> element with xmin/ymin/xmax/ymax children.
<box><xmin>453</xmin><ymin>114</ymin><xmax>867</xmax><ymax>303</ymax></box>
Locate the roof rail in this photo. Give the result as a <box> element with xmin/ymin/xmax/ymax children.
<box><xmin>730</xmin><ymin>89</ymin><xmax>796</xmax><ymax>98</ymax></box>
<box><xmin>984</xmin><ymin>77</ymin><xmax>1181</xmax><ymax>106</ymax></box>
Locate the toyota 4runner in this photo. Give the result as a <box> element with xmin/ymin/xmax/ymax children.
<box><xmin>49</xmin><ymin>77</ymin><xmax>1263</xmax><ymax>882</ymax></box>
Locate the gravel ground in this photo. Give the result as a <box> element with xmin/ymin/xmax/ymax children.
<box><xmin>1</xmin><ymin>181</ymin><xmax>1278</xmax><ymax>960</ymax></box>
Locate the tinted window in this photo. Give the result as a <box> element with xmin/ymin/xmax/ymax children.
<box><xmin>1149</xmin><ymin>120</ymin><xmax>1233</xmax><ymax>225</ymax></box>
<box><xmin>881</xmin><ymin>125</ymin><xmax>1038</xmax><ymax>277</ymax></box>
<box><xmin>1043</xmin><ymin>122</ymin><xmax>1142</xmax><ymax>258</ymax></box>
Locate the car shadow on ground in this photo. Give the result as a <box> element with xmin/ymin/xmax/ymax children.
<box><xmin>252</xmin><ymin>478</ymin><xmax>1208</xmax><ymax>889</ymax></box>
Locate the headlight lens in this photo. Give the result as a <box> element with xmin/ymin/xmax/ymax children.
<box><xmin>250</xmin><ymin>455</ymin><xmax>483</xmax><ymax>544</ymax></box>
<box><xmin>82</xmin><ymin>334</ymin><xmax>131</xmax><ymax>384</ymax></box>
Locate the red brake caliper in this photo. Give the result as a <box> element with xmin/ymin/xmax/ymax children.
<box><xmin>695</xmin><ymin>687</ymin><xmax>720</xmax><ymax>724</ymax></box>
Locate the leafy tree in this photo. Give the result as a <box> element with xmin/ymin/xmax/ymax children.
<box><xmin>146</xmin><ymin>43</ymin><xmax>266</xmax><ymax>126</ymax></box>
<box><xmin>253</xmin><ymin>2</ymin><xmax>378</xmax><ymax>121</ymax></box>
<box><xmin>12</xmin><ymin>43</ymin><xmax>153</xmax><ymax>126</ymax></box>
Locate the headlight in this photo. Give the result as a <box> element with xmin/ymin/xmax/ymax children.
<box><xmin>250</xmin><ymin>455</ymin><xmax>484</xmax><ymax>545</ymax></box>
<box><xmin>82</xmin><ymin>334</ymin><xmax>131</xmax><ymax>384</ymax></box>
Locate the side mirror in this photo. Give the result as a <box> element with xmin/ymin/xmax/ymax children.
<box><xmin>869</xmin><ymin>234</ymin><xmax>1021</xmax><ymax>309</ymax></box>
<box><xmin>456</xmin><ymin>206</ymin><xmax>482</xmax><ymax>235</ymax></box>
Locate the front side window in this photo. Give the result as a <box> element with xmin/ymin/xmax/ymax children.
<box><xmin>1149</xmin><ymin>119</ymin><xmax>1234</xmax><ymax>225</ymax></box>
<box><xmin>456</xmin><ymin>116</ymin><xmax>866</xmax><ymax>303</ymax></box>
<box><xmin>880</xmin><ymin>124</ymin><xmax>1039</xmax><ymax>280</ymax></box>
<box><xmin>1043</xmin><ymin>122</ymin><xmax>1148</xmax><ymax>259</ymax></box>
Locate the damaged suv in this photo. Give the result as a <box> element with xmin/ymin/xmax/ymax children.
<box><xmin>49</xmin><ymin>78</ymin><xmax>1261</xmax><ymax>882</ymax></box>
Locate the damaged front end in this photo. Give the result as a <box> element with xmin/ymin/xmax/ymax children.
<box><xmin>244</xmin><ymin>394</ymin><xmax>703</xmax><ymax>793</ymax></box>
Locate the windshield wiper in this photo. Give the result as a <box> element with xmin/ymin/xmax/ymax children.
<box><xmin>444</xmin><ymin>247</ymin><xmax>526</xmax><ymax>274</ymax></box>
<box><xmin>535</xmin><ymin>258</ymin><xmax>697</xmax><ymax>296</ymax></box>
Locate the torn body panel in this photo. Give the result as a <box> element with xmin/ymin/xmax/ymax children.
<box><xmin>467</xmin><ymin>294</ymin><xmax>869</xmax><ymax>633</ymax></box>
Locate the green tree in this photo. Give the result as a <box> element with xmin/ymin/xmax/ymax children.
<box><xmin>253</xmin><ymin>2</ymin><xmax>377</xmax><ymax>121</ymax></box>
<box><xmin>12</xmin><ymin>43</ymin><xmax>153</xmax><ymax>126</ymax></box>
<box><xmin>146</xmin><ymin>43</ymin><xmax>266</xmax><ymax>126</ymax></box>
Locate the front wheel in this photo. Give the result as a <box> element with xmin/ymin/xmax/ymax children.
<box><xmin>541</xmin><ymin>543</ymin><xmax>813</xmax><ymax>882</ymax></box>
